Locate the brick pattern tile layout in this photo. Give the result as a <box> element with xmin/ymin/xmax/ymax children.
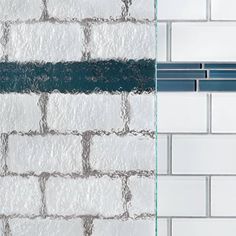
<box><xmin>0</xmin><ymin>0</ymin><xmax>236</xmax><ymax>235</ymax></box>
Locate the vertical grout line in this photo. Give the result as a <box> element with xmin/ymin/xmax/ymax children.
<box><xmin>206</xmin><ymin>176</ymin><xmax>211</xmax><ymax>217</ymax></box>
<box><xmin>166</xmin><ymin>22</ymin><xmax>172</xmax><ymax>62</ymax></box>
<box><xmin>1</xmin><ymin>134</ymin><xmax>9</xmax><ymax>175</ymax></box>
<box><xmin>83</xmin><ymin>217</ymin><xmax>94</xmax><ymax>236</ymax></box>
<box><xmin>121</xmin><ymin>0</ymin><xmax>131</xmax><ymax>19</ymax></box>
<box><xmin>122</xmin><ymin>176</ymin><xmax>132</xmax><ymax>218</ymax></box>
<box><xmin>207</xmin><ymin>0</ymin><xmax>212</xmax><ymax>21</ymax></box>
<box><xmin>1</xmin><ymin>22</ymin><xmax>10</xmax><ymax>62</ymax></box>
<box><xmin>3</xmin><ymin>217</ymin><xmax>11</xmax><ymax>236</ymax></box>
<box><xmin>167</xmin><ymin>218</ymin><xmax>172</xmax><ymax>236</ymax></box>
<box><xmin>121</xmin><ymin>92</ymin><xmax>130</xmax><ymax>133</ymax></box>
<box><xmin>167</xmin><ymin>134</ymin><xmax>172</xmax><ymax>175</ymax></box>
<box><xmin>38</xmin><ymin>93</ymin><xmax>49</xmax><ymax>134</ymax></box>
<box><xmin>207</xmin><ymin>93</ymin><xmax>212</xmax><ymax>134</ymax></box>
<box><xmin>81</xmin><ymin>132</ymin><xmax>92</xmax><ymax>176</ymax></box>
<box><xmin>196</xmin><ymin>79</ymin><xmax>199</xmax><ymax>92</ymax></box>
<box><xmin>38</xmin><ymin>173</ymin><xmax>50</xmax><ymax>217</ymax></box>
<box><xmin>82</xmin><ymin>23</ymin><xmax>92</xmax><ymax>61</ymax></box>
<box><xmin>40</xmin><ymin>0</ymin><xmax>49</xmax><ymax>20</ymax></box>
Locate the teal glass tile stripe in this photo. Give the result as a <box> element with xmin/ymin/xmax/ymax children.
<box><xmin>199</xmin><ymin>80</ymin><xmax>236</xmax><ymax>91</ymax></box>
<box><xmin>157</xmin><ymin>70</ymin><xmax>206</xmax><ymax>78</ymax></box>
<box><xmin>157</xmin><ymin>80</ymin><xmax>196</xmax><ymax>91</ymax></box>
<box><xmin>210</xmin><ymin>70</ymin><xmax>236</xmax><ymax>78</ymax></box>
<box><xmin>1</xmin><ymin>61</ymin><xmax>236</xmax><ymax>92</ymax></box>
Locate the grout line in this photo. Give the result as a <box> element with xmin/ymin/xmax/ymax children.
<box><xmin>206</xmin><ymin>176</ymin><xmax>211</xmax><ymax>217</ymax></box>
<box><xmin>1</xmin><ymin>22</ymin><xmax>10</xmax><ymax>62</ymax></box>
<box><xmin>40</xmin><ymin>0</ymin><xmax>49</xmax><ymax>20</ymax></box>
<box><xmin>0</xmin><ymin>170</ymin><xmax>154</xmax><ymax>178</ymax></box>
<box><xmin>121</xmin><ymin>92</ymin><xmax>130</xmax><ymax>133</ymax></box>
<box><xmin>167</xmin><ymin>218</ymin><xmax>172</xmax><ymax>236</ymax></box>
<box><xmin>38</xmin><ymin>93</ymin><xmax>49</xmax><ymax>134</ymax></box>
<box><xmin>2</xmin><ymin>217</ymin><xmax>11</xmax><ymax>236</ymax></box>
<box><xmin>81</xmin><ymin>132</ymin><xmax>93</xmax><ymax>176</ymax></box>
<box><xmin>121</xmin><ymin>0</ymin><xmax>131</xmax><ymax>19</ymax></box>
<box><xmin>38</xmin><ymin>173</ymin><xmax>50</xmax><ymax>217</ymax></box>
<box><xmin>82</xmin><ymin>23</ymin><xmax>92</xmax><ymax>61</ymax></box>
<box><xmin>207</xmin><ymin>93</ymin><xmax>212</xmax><ymax>134</ymax></box>
<box><xmin>207</xmin><ymin>0</ymin><xmax>212</xmax><ymax>21</ymax></box>
<box><xmin>83</xmin><ymin>217</ymin><xmax>94</xmax><ymax>236</ymax></box>
<box><xmin>0</xmin><ymin>134</ymin><xmax>8</xmax><ymax>175</ymax></box>
<box><xmin>122</xmin><ymin>176</ymin><xmax>132</xmax><ymax>218</ymax></box>
<box><xmin>167</xmin><ymin>135</ymin><xmax>172</xmax><ymax>175</ymax></box>
<box><xmin>166</xmin><ymin>22</ymin><xmax>172</xmax><ymax>62</ymax></box>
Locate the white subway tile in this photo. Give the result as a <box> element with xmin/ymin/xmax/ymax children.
<box><xmin>212</xmin><ymin>93</ymin><xmax>236</xmax><ymax>133</ymax></box>
<box><xmin>129</xmin><ymin>0</ymin><xmax>155</xmax><ymax>20</ymax></box>
<box><xmin>93</xmin><ymin>219</ymin><xmax>164</xmax><ymax>236</ymax></box>
<box><xmin>172</xmin><ymin>135</ymin><xmax>236</xmax><ymax>174</ymax></box>
<box><xmin>128</xmin><ymin>176</ymin><xmax>206</xmax><ymax>217</ymax></box>
<box><xmin>90</xmin><ymin>134</ymin><xmax>167</xmax><ymax>173</ymax></box>
<box><xmin>90</xmin><ymin>23</ymin><xmax>166</xmax><ymax>61</ymax></box>
<box><xmin>0</xmin><ymin>94</ymin><xmax>41</xmax><ymax>132</ymax></box>
<box><xmin>158</xmin><ymin>176</ymin><xmax>206</xmax><ymax>217</ymax></box>
<box><xmin>212</xmin><ymin>177</ymin><xmax>236</xmax><ymax>216</ymax></box>
<box><xmin>212</xmin><ymin>0</ymin><xmax>236</xmax><ymax>20</ymax></box>
<box><xmin>47</xmin><ymin>93</ymin><xmax>123</xmax><ymax>132</ymax></box>
<box><xmin>129</xmin><ymin>93</ymin><xmax>207</xmax><ymax>132</ymax></box>
<box><xmin>0</xmin><ymin>0</ymin><xmax>43</xmax><ymax>21</ymax></box>
<box><xmin>173</xmin><ymin>219</ymin><xmax>236</xmax><ymax>236</ymax></box>
<box><xmin>157</xmin><ymin>93</ymin><xmax>207</xmax><ymax>132</ymax></box>
<box><xmin>158</xmin><ymin>0</ymin><xmax>206</xmax><ymax>20</ymax></box>
<box><xmin>8</xmin><ymin>135</ymin><xmax>83</xmax><ymax>174</ymax></box>
<box><xmin>8</xmin><ymin>23</ymin><xmax>84</xmax><ymax>62</ymax></box>
<box><xmin>46</xmin><ymin>176</ymin><xmax>123</xmax><ymax>217</ymax></box>
<box><xmin>47</xmin><ymin>0</ymin><xmax>123</xmax><ymax>19</ymax></box>
<box><xmin>9</xmin><ymin>219</ymin><xmax>83</xmax><ymax>236</ymax></box>
<box><xmin>0</xmin><ymin>177</ymin><xmax>40</xmax><ymax>215</ymax></box>
<box><xmin>172</xmin><ymin>23</ymin><xmax>236</xmax><ymax>61</ymax></box>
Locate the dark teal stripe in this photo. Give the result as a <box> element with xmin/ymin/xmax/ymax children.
<box><xmin>157</xmin><ymin>80</ymin><xmax>196</xmax><ymax>91</ymax></box>
<box><xmin>2</xmin><ymin>61</ymin><xmax>236</xmax><ymax>92</ymax></box>
<box><xmin>0</xmin><ymin>60</ymin><xmax>155</xmax><ymax>93</ymax></box>
<box><xmin>200</xmin><ymin>80</ymin><xmax>236</xmax><ymax>91</ymax></box>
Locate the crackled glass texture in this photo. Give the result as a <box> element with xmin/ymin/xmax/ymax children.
<box><xmin>0</xmin><ymin>0</ymin><xmax>157</xmax><ymax>235</ymax></box>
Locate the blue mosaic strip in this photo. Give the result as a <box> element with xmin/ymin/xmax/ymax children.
<box><xmin>1</xmin><ymin>61</ymin><xmax>236</xmax><ymax>92</ymax></box>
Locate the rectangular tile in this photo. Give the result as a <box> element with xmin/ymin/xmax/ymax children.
<box><xmin>157</xmin><ymin>0</ymin><xmax>206</xmax><ymax>20</ymax></box>
<box><xmin>205</xmin><ymin>63</ymin><xmax>236</xmax><ymax>69</ymax></box>
<box><xmin>157</xmin><ymin>93</ymin><xmax>207</xmax><ymax>133</ymax></box>
<box><xmin>157</xmin><ymin>80</ymin><xmax>196</xmax><ymax>91</ymax></box>
<box><xmin>212</xmin><ymin>177</ymin><xmax>236</xmax><ymax>216</ymax></box>
<box><xmin>210</xmin><ymin>70</ymin><xmax>236</xmax><ymax>78</ymax></box>
<box><xmin>212</xmin><ymin>0</ymin><xmax>236</xmax><ymax>20</ymax></box>
<box><xmin>157</xmin><ymin>70</ymin><xmax>206</xmax><ymax>78</ymax></box>
<box><xmin>172</xmin><ymin>135</ymin><xmax>236</xmax><ymax>174</ymax></box>
<box><xmin>199</xmin><ymin>80</ymin><xmax>236</xmax><ymax>91</ymax></box>
<box><xmin>173</xmin><ymin>219</ymin><xmax>236</xmax><ymax>236</ymax></box>
<box><xmin>157</xmin><ymin>63</ymin><xmax>201</xmax><ymax>69</ymax></box>
<box><xmin>172</xmin><ymin>23</ymin><xmax>236</xmax><ymax>61</ymax></box>
<box><xmin>212</xmin><ymin>93</ymin><xmax>236</xmax><ymax>132</ymax></box>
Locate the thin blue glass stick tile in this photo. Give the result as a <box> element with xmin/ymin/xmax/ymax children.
<box><xmin>199</xmin><ymin>80</ymin><xmax>236</xmax><ymax>91</ymax></box>
<box><xmin>157</xmin><ymin>63</ymin><xmax>201</xmax><ymax>69</ymax></box>
<box><xmin>157</xmin><ymin>70</ymin><xmax>206</xmax><ymax>78</ymax></box>
<box><xmin>157</xmin><ymin>80</ymin><xmax>196</xmax><ymax>91</ymax></box>
<box><xmin>205</xmin><ymin>64</ymin><xmax>236</xmax><ymax>69</ymax></box>
<box><xmin>210</xmin><ymin>70</ymin><xmax>236</xmax><ymax>78</ymax></box>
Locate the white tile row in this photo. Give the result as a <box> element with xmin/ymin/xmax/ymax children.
<box><xmin>3</xmin><ymin>93</ymin><xmax>236</xmax><ymax>133</ymax></box>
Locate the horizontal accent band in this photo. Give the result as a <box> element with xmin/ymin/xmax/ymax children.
<box><xmin>1</xmin><ymin>61</ymin><xmax>236</xmax><ymax>92</ymax></box>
